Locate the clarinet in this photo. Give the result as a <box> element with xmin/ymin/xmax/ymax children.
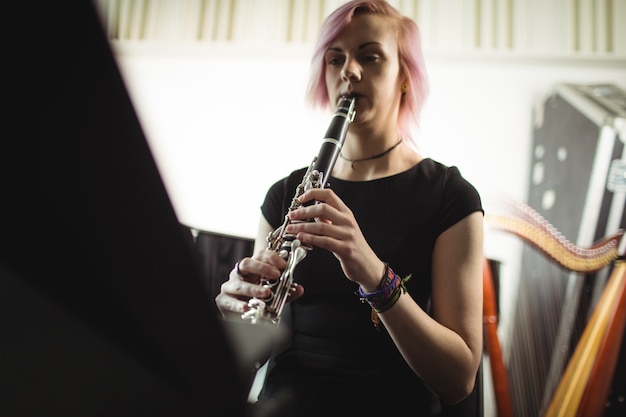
<box><xmin>242</xmin><ymin>95</ymin><xmax>357</xmax><ymax>325</ymax></box>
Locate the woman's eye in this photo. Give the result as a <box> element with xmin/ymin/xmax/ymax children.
<box><xmin>327</xmin><ymin>57</ymin><xmax>344</xmax><ymax>65</ymax></box>
<box><xmin>362</xmin><ymin>55</ymin><xmax>380</xmax><ymax>63</ymax></box>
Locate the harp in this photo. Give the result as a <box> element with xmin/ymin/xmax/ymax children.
<box><xmin>483</xmin><ymin>198</ymin><xmax>626</xmax><ymax>417</ymax></box>
<box><xmin>481</xmin><ymin>83</ymin><xmax>626</xmax><ymax>417</ymax></box>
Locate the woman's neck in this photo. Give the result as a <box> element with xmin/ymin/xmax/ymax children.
<box><xmin>333</xmin><ymin>135</ymin><xmax>423</xmax><ymax>181</ymax></box>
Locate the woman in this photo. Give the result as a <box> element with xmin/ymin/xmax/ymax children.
<box><xmin>215</xmin><ymin>1</ymin><xmax>484</xmax><ymax>415</ymax></box>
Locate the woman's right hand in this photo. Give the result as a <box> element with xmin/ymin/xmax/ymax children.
<box><xmin>215</xmin><ymin>249</ymin><xmax>304</xmax><ymax>315</ymax></box>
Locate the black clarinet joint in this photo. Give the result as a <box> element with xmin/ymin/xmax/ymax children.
<box><xmin>241</xmin><ymin>96</ymin><xmax>356</xmax><ymax>325</ymax></box>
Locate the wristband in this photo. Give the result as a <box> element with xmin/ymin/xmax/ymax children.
<box><xmin>356</xmin><ymin>264</ymin><xmax>412</xmax><ymax>329</ymax></box>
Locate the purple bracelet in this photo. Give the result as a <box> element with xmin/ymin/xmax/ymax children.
<box><xmin>357</xmin><ymin>264</ymin><xmax>396</xmax><ymax>295</ymax></box>
<box><xmin>357</xmin><ymin>265</ymin><xmax>402</xmax><ymax>310</ymax></box>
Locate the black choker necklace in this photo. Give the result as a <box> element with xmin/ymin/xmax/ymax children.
<box><xmin>339</xmin><ymin>138</ymin><xmax>403</xmax><ymax>169</ymax></box>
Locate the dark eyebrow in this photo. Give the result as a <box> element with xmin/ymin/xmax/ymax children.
<box><xmin>358</xmin><ymin>41</ymin><xmax>382</xmax><ymax>49</ymax></box>
<box><xmin>326</xmin><ymin>41</ymin><xmax>382</xmax><ymax>53</ymax></box>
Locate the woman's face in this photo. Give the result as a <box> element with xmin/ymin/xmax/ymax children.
<box><xmin>324</xmin><ymin>13</ymin><xmax>405</xmax><ymax>130</ymax></box>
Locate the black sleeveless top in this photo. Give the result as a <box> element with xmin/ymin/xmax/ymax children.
<box><xmin>257</xmin><ymin>158</ymin><xmax>483</xmax><ymax>416</ymax></box>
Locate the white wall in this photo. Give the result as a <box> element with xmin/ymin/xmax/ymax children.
<box><xmin>114</xmin><ymin>43</ymin><xmax>324</xmax><ymax>239</ymax></box>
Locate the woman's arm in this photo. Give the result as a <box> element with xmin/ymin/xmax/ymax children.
<box><xmin>379</xmin><ymin>211</ymin><xmax>484</xmax><ymax>404</ymax></box>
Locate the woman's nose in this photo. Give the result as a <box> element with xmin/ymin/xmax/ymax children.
<box><xmin>340</xmin><ymin>60</ymin><xmax>361</xmax><ymax>82</ymax></box>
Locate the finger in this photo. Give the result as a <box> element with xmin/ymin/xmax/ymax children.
<box><xmin>299</xmin><ymin>188</ymin><xmax>346</xmax><ymax>210</ymax></box>
<box><xmin>235</xmin><ymin>261</ymin><xmax>249</xmax><ymax>279</ymax></box>
<box><xmin>286</xmin><ymin>283</ymin><xmax>305</xmax><ymax>302</ymax></box>
<box><xmin>292</xmin><ymin>231</ymin><xmax>349</xmax><ymax>254</ymax></box>
<box><xmin>287</xmin><ymin>203</ymin><xmax>357</xmax><ymax>243</ymax></box>
<box><xmin>234</xmin><ymin>256</ymin><xmax>284</xmax><ymax>281</ymax></box>
<box><xmin>286</xmin><ymin>220</ymin><xmax>347</xmax><ymax>240</ymax></box>
<box><xmin>215</xmin><ymin>293</ymin><xmax>249</xmax><ymax>314</ymax></box>
<box><xmin>252</xmin><ymin>249</ymin><xmax>289</xmax><ymax>271</ymax></box>
<box><xmin>221</xmin><ymin>278</ymin><xmax>271</xmax><ymax>303</ymax></box>
<box><xmin>292</xmin><ymin>191</ymin><xmax>352</xmax><ymax>224</ymax></box>
<box><xmin>289</xmin><ymin>201</ymin><xmax>344</xmax><ymax>225</ymax></box>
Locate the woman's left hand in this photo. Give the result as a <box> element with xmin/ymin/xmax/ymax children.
<box><xmin>285</xmin><ymin>188</ymin><xmax>385</xmax><ymax>290</ymax></box>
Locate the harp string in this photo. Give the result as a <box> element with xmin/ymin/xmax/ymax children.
<box><xmin>484</xmin><ymin>197</ymin><xmax>625</xmax><ymax>417</ymax></box>
<box><xmin>575</xmin><ymin>260</ymin><xmax>626</xmax><ymax>416</ymax></box>
<box><xmin>544</xmin><ymin>260</ymin><xmax>626</xmax><ymax>417</ymax></box>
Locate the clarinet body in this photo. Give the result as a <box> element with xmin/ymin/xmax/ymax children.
<box><xmin>242</xmin><ymin>95</ymin><xmax>357</xmax><ymax>325</ymax></box>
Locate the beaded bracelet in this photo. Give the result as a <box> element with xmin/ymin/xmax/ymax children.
<box><xmin>356</xmin><ymin>264</ymin><xmax>412</xmax><ymax>329</ymax></box>
<box><xmin>357</xmin><ymin>265</ymin><xmax>401</xmax><ymax>310</ymax></box>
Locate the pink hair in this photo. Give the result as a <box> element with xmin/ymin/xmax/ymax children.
<box><xmin>305</xmin><ymin>0</ymin><xmax>429</xmax><ymax>140</ymax></box>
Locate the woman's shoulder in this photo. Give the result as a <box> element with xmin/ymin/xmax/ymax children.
<box><xmin>415</xmin><ymin>158</ymin><xmax>482</xmax><ymax>207</ymax></box>
<box><xmin>416</xmin><ymin>157</ymin><xmax>454</xmax><ymax>176</ymax></box>
<box><xmin>387</xmin><ymin>158</ymin><xmax>456</xmax><ymax>185</ymax></box>
<box><xmin>417</xmin><ymin>158</ymin><xmax>475</xmax><ymax>188</ymax></box>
